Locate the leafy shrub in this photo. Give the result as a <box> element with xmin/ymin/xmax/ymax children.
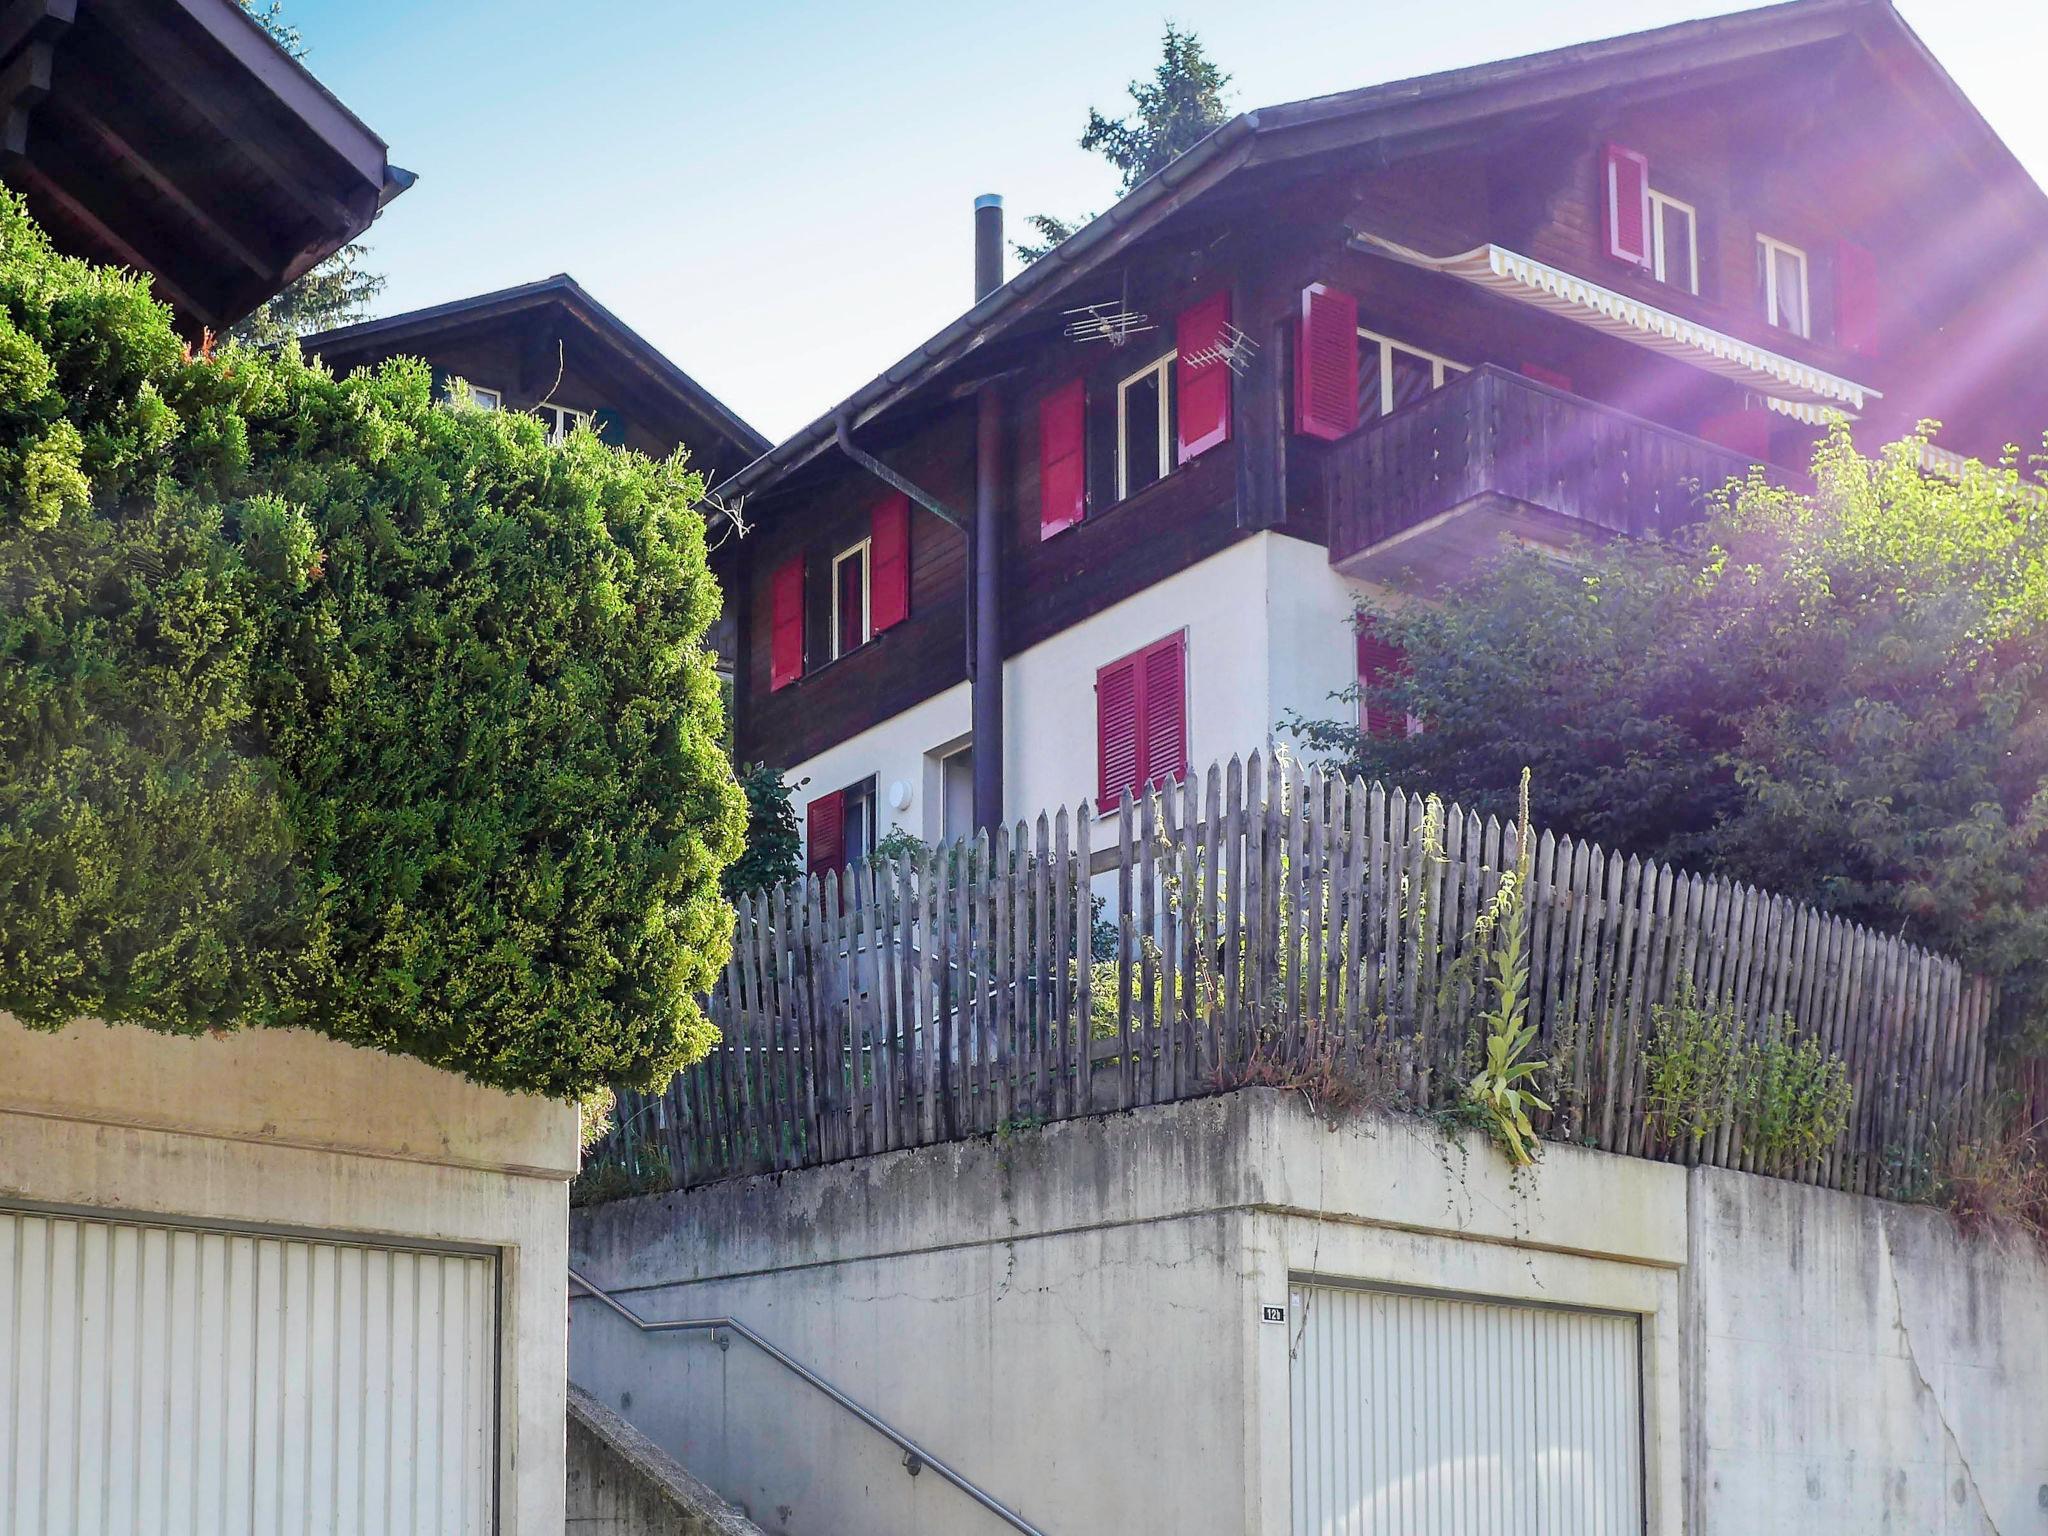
<box><xmin>1285</xmin><ymin>426</ymin><xmax>2048</xmax><ymax>1046</ymax></box>
<box><xmin>1642</xmin><ymin>986</ymin><xmax>1853</xmax><ymax>1167</ymax></box>
<box><xmin>723</xmin><ymin>762</ymin><xmax>801</xmax><ymax>898</ymax></box>
<box><xmin>0</xmin><ymin>191</ymin><xmax>743</xmax><ymax>1095</ymax></box>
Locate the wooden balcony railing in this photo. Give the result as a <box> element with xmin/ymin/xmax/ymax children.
<box><xmin>1321</xmin><ymin>365</ymin><xmax>1770</xmax><ymax>572</ymax></box>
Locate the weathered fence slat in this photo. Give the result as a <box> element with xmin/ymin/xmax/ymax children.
<box><xmin>595</xmin><ymin>755</ymin><xmax>2004</xmax><ymax>1202</ymax></box>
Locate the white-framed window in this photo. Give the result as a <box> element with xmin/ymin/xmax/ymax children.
<box><xmin>1356</xmin><ymin>329</ymin><xmax>1468</xmax><ymax>420</ymax></box>
<box><xmin>1115</xmin><ymin>351</ymin><xmax>1176</xmax><ymax>501</ymax></box>
<box><xmin>1649</xmin><ymin>189</ymin><xmax>1699</xmax><ymax>296</ymax></box>
<box><xmin>938</xmin><ymin>742</ymin><xmax>974</xmax><ymax>843</ymax></box>
<box><xmin>455</xmin><ymin>381</ymin><xmax>502</xmax><ymax>411</ymax></box>
<box><xmin>1757</xmin><ymin>235</ymin><xmax>1810</xmax><ymax>338</ymax></box>
<box><xmin>830</xmin><ymin>539</ymin><xmax>871</xmax><ymax>660</ymax></box>
<box><xmin>533</xmin><ymin>401</ymin><xmax>593</xmax><ymax>443</ymax></box>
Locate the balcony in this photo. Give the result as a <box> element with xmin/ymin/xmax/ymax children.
<box><xmin>1320</xmin><ymin>365</ymin><xmax>1768</xmax><ymax>588</ymax></box>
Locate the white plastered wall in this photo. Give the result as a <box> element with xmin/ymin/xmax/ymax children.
<box><xmin>783</xmin><ymin>532</ymin><xmax>1378</xmax><ymax>862</ymax></box>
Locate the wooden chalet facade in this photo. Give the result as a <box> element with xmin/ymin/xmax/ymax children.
<box><xmin>708</xmin><ymin>0</ymin><xmax>2048</xmax><ymax>872</ymax></box>
<box><xmin>303</xmin><ymin>274</ymin><xmax>767</xmax><ymax>483</ymax></box>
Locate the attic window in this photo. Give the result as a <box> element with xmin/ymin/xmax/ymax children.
<box><xmin>1758</xmin><ymin>236</ymin><xmax>1809</xmax><ymax>339</ymax></box>
<box><xmin>1649</xmin><ymin>190</ymin><xmax>1698</xmax><ymax>296</ymax></box>
<box><xmin>534</xmin><ymin>401</ymin><xmax>593</xmax><ymax>443</ymax></box>
<box><xmin>463</xmin><ymin>382</ymin><xmax>503</xmax><ymax>411</ymax></box>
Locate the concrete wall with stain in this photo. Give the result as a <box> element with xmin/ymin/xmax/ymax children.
<box><xmin>569</xmin><ymin>1089</ymin><xmax>2048</xmax><ymax>1536</ymax></box>
<box><xmin>1685</xmin><ymin>1168</ymin><xmax>2048</xmax><ymax>1535</ymax></box>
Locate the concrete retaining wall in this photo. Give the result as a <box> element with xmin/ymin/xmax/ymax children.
<box><xmin>570</xmin><ymin>1090</ymin><xmax>2047</xmax><ymax>1536</ymax></box>
<box><xmin>569</xmin><ymin>1385</ymin><xmax>764</xmax><ymax>1535</ymax></box>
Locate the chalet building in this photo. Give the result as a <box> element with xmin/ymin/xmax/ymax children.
<box><xmin>708</xmin><ymin>0</ymin><xmax>2048</xmax><ymax>875</ymax></box>
<box><xmin>303</xmin><ymin>274</ymin><xmax>767</xmax><ymax>484</ymax></box>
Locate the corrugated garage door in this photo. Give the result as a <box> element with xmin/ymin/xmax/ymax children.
<box><xmin>0</xmin><ymin>1207</ymin><xmax>497</xmax><ymax>1536</ymax></box>
<box><xmin>1289</xmin><ymin>1282</ymin><xmax>1642</xmax><ymax>1536</ymax></box>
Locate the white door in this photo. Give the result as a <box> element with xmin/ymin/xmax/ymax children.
<box><xmin>0</xmin><ymin>1207</ymin><xmax>498</xmax><ymax>1536</ymax></box>
<box><xmin>1289</xmin><ymin>1282</ymin><xmax>1643</xmax><ymax>1536</ymax></box>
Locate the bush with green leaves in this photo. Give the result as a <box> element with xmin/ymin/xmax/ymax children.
<box><xmin>1642</xmin><ymin>986</ymin><xmax>1853</xmax><ymax>1167</ymax></box>
<box><xmin>722</xmin><ymin>762</ymin><xmax>802</xmax><ymax>898</ymax></box>
<box><xmin>1287</xmin><ymin>426</ymin><xmax>2048</xmax><ymax>1046</ymax></box>
<box><xmin>0</xmin><ymin>191</ymin><xmax>743</xmax><ymax>1096</ymax></box>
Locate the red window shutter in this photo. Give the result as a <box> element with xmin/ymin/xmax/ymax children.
<box><xmin>1175</xmin><ymin>293</ymin><xmax>1233</xmax><ymax>463</ymax></box>
<box><xmin>806</xmin><ymin>790</ymin><xmax>845</xmax><ymax>875</ymax></box>
<box><xmin>1698</xmin><ymin>407</ymin><xmax>1773</xmax><ymax>463</ymax></box>
<box><xmin>1520</xmin><ymin>362</ymin><xmax>1573</xmax><ymax>392</ymax></box>
<box><xmin>1357</xmin><ymin>622</ymin><xmax>1408</xmax><ymax>740</ymax></box>
<box><xmin>1294</xmin><ymin>283</ymin><xmax>1360</xmax><ymax>441</ymax></box>
<box><xmin>769</xmin><ymin>554</ymin><xmax>804</xmax><ymax>691</ymax></box>
<box><xmin>1096</xmin><ymin>652</ymin><xmax>1142</xmax><ymax>811</ymax></box>
<box><xmin>1603</xmin><ymin>144</ymin><xmax>1651</xmax><ymax>269</ymax></box>
<box><xmin>869</xmin><ymin>493</ymin><xmax>910</xmax><ymax>631</ymax></box>
<box><xmin>1140</xmin><ymin>632</ymin><xmax>1188</xmax><ymax>788</ymax></box>
<box><xmin>1835</xmin><ymin>240</ymin><xmax>1879</xmax><ymax>356</ymax></box>
<box><xmin>1038</xmin><ymin>378</ymin><xmax>1087</xmax><ymax>539</ymax></box>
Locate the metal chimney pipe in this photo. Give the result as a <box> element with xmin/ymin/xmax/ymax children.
<box><xmin>974</xmin><ymin>194</ymin><xmax>1004</xmax><ymax>302</ymax></box>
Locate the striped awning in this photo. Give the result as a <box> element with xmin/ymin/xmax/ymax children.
<box><xmin>1353</xmin><ymin>234</ymin><xmax>1879</xmax><ymax>421</ymax></box>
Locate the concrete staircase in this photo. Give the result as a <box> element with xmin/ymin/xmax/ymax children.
<box><xmin>567</xmin><ymin>1385</ymin><xmax>765</xmax><ymax>1536</ymax></box>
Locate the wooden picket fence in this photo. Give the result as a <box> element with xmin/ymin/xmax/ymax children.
<box><xmin>593</xmin><ymin>752</ymin><xmax>2001</xmax><ymax>1201</ymax></box>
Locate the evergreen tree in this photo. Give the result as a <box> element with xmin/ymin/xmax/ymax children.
<box><xmin>1015</xmin><ymin>23</ymin><xmax>1233</xmax><ymax>263</ymax></box>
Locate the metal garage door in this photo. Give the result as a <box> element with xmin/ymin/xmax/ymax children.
<box><xmin>0</xmin><ymin>1207</ymin><xmax>497</xmax><ymax>1536</ymax></box>
<box><xmin>1289</xmin><ymin>1282</ymin><xmax>1643</xmax><ymax>1536</ymax></box>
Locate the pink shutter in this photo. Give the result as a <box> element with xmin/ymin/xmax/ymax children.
<box><xmin>806</xmin><ymin>790</ymin><xmax>845</xmax><ymax>875</ymax></box>
<box><xmin>1038</xmin><ymin>378</ymin><xmax>1087</xmax><ymax>539</ymax></box>
<box><xmin>1698</xmin><ymin>407</ymin><xmax>1772</xmax><ymax>464</ymax></box>
<box><xmin>1139</xmin><ymin>631</ymin><xmax>1188</xmax><ymax>789</ymax></box>
<box><xmin>769</xmin><ymin>554</ymin><xmax>804</xmax><ymax>691</ymax></box>
<box><xmin>1175</xmin><ymin>293</ymin><xmax>1233</xmax><ymax>462</ymax></box>
<box><xmin>1294</xmin><ymin>283</ymin><xmax>1359</xmax><ymax>441</ymax></box>
<box><xmin>1835</xmin><ymin>240</ymin><xmax>1879</xmax><ymax>356</ymax></box>
<box><xmin>1520</xmin><ymin>361</ymin><xmax>1573</xmax><ymax>392</ymax></box>
<box><xmin>1603</xmin><ymin>144</ymin><xmax>1651</xmax><ymax>268</ymax></box>
<box><xmin>1096</xmin><ymin>652</ymin><xmax>1141</xmax><ymax>811</ymax></box>
<box><xmin>869</xmin><ymin>493</ymin><xmax>910</xmax><ymax>631</ymax></box>
<box><xmin>1357</xmin><ymin>622</ymin><xmax>1407</xmax><ymax>739</ymax></box>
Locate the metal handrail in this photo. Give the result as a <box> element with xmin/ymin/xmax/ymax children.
<box><xmin>568</xmin><ymin>1268</ymin><xmax>1049</xmax><ymax>1536</ymax></box>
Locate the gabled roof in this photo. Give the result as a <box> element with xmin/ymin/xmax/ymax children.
<box><xmin>715</xmin><ymin>0</ymin><xmax>2047</xmax><ymax>502</ymax></box>
<box><xmin>305</xmin><ymin>274</ymin><xmax>769</xmax><ymax>463</ymax></box>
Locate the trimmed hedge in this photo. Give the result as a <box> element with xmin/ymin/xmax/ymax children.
<box><xmin>0</xmin><ymin>193</ymin><xmax>744</xmax><ymax>1096</ymax></box>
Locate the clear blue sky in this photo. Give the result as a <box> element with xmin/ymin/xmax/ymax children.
<box><xmin>285</xmin><ymin>0</ymin><xmax>2045</xmax><ymax>445</ymax></box>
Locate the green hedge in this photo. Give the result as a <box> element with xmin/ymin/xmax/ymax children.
<box><xmin>0</xmin><ymin>193</ymin><xmax>744</xmax><ymax>1096</ymax></box>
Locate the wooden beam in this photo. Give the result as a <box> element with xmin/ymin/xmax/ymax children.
<box><xmin>90</xmin><ymin>0</ymin><xmax>357</xmax><ymax>235</ymax></box>
<box><xmin>38</xmin><ymin>83</ymin><xmax>275</xmax><ymax>281</ymax></box>
<box><xmin>1</xmin><ymin>150</ymin><xmax>213</xmax><ymax>322</ymax></box>
<box><xmin>0</xmin><ymin>0</ymin><xmax>73</xmax><ymax>72</ymax></box>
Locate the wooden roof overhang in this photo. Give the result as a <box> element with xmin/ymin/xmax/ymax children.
<box><xmin>0</xmin><ymin>0</ymin><xmax>410</xmax><ymax>332</ymax></box>
<box><xmin>303</xmin><ymin>275</ymin><xmax>770</xmax><ymax>469</ymax></box>
<box><xmin>714</xmin><ymin>0</ymin><xmax>2048</xmax><ymax>513</ymax></box>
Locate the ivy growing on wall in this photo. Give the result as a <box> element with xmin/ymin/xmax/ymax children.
<box><xmin>0</xmin><ymin>192</ymin><xmax>744</xmax><ymax>1097</ymax></box>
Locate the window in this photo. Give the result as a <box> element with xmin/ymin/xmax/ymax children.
<box><xmin>939</xmin><ymin>744</ymin><xmax>974</xmax><ymax>843</ymax></box>
<box><xmin>1356</xmin><ymin>330</ymin><xmax>1468</xmax><ymax>420</ymax></box>
<box><xmin>806</xmin><ymin>776</ymin><xmax>877</xmax><ymax>875</ymax></box>
<box><xmin>1649</xmin><ymin>190</ymin><xmax>1698</xmax><ymax>296</ymax></box>
<box><xmin>830</xmin><ymin>539</ymin><xmax>871</xmax><ymax>660</ymax></box>
<box><xmin>1115</xmin><ymin>352</ymin><xmax>1175</xmax><ymax>501</ymax></box>
<box><xmin>455</xmin><ymin>381</ymin><xmax>501</xmax><ymax>411</ymax></box>
<box><xmin>1096</xmin><ymin>631</ymin><xmax>1188</xmax><ymax>811</ymax></box>
<box><xmin>1357</xmin><ymin>621</ymin><xmax>1420</xmax><ymax>740</ymax></box>
<box><xmin>533</xmin><ymin>401</ymin><xmax>593</xmax><ymax>443</ymax></box>
<box><xmin>1758</xmin><ymin>236</ymin><xmax>1809</xmax><ymax>338</ymax></box>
